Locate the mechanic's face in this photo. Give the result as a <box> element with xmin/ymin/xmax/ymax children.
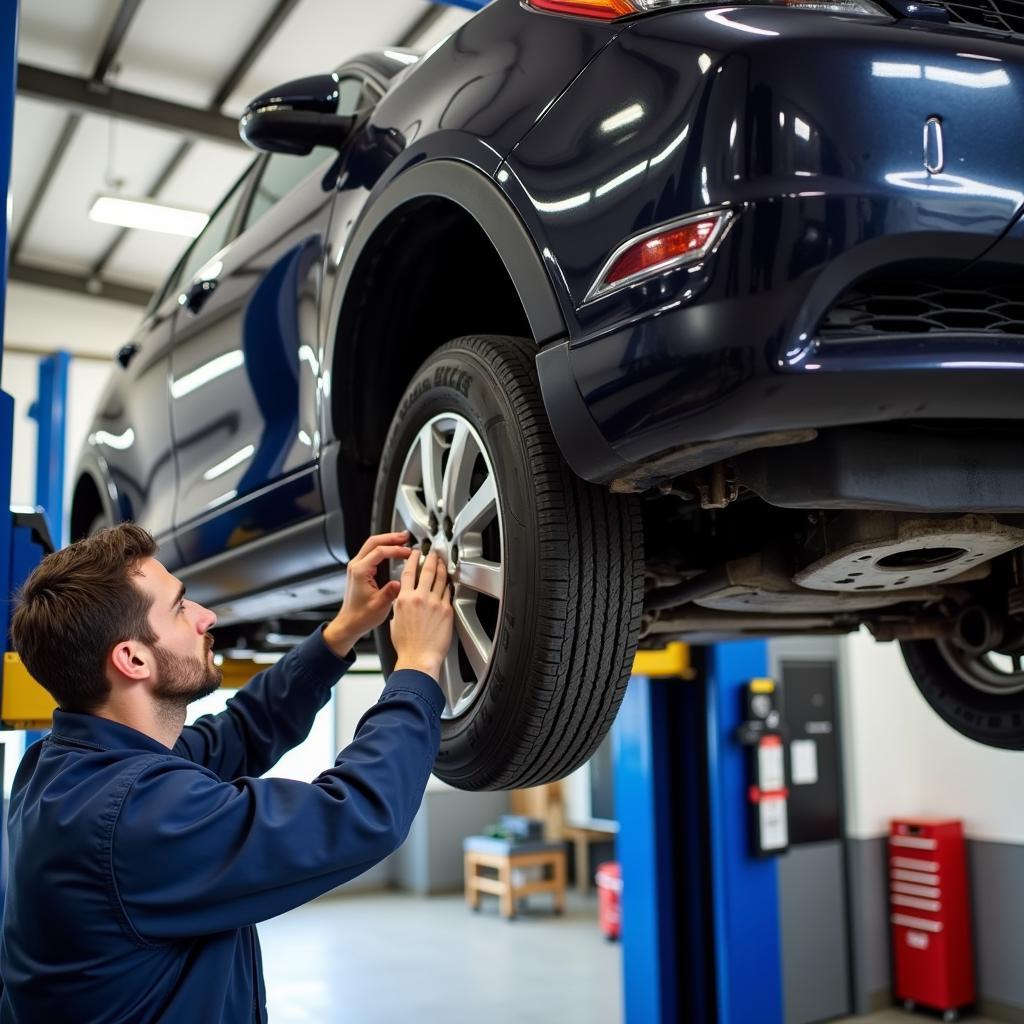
<box><xmin>137</xmin><ymin>557</ymin><xmax>221</xmax><ymax>702</ymax></box>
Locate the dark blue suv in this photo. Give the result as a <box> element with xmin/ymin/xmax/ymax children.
<box><xmin>76</xmin><ymin>0</ymin><xmax>1024</xmax><ymax>787</ymax></box>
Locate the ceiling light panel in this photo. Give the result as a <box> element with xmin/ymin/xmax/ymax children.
<box><xmin>19</xmin><ymin>111</ymin><xmax>185</xmax><ymax>270</ymax></box>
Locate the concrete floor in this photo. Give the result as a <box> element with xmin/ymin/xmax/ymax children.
<box><xmin>259</xmin><ymin>891</ymin><xmax>1000</xmax><ymax>1024</ymax></box>
<box><xmin>844</xmin><ymin>1016</ymin><xmax>1000</xmax><ymax>1024</ymax></box>
<box><xmin>259</xmin><ymin>890</ymin><xmax>620</xmax><ymax>1024</ymax></box>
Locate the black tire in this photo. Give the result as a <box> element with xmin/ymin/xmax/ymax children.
<box><xmin>86</xmin><ymin>513</ymin><xmax>111</xmax><ymax>538</ymax></box>
<box><xmin>371</xmin><ymin>335</ymin><xmax>644</xmax><ymax>791</ymax></box>
<box><xmin>900</xmin><ymin>640</ymin><xmax>1024</xmax><ymax>750</ymax></box>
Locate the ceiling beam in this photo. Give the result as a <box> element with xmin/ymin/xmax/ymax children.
<box><xmin>12</xmin><ymin>0</ymin><xmax>148</xmax><ymax>266</ymax></box>
<box><xmin>90</xmin><ymin>0</ymin><xmax>304</xmax><ymax>278</ymax></box>
<box><xmin>91</xmin><ymin>0</ymin><xmax>145</xmax><ymax>84</ymax></box>
<box><xmin>10</xmin><ymin>114</ymin><xmax>81</xmax><ymax>259</ymax></box>
<box><xmin>17</xmin><ymin>64</ymin><xmax>244</xmax><ymax>147</ymax></box>
<box><xmin>214</xmin><ymin>0</ymin><xmax>304</xmax><ymax>109</ymax></box>
<box><xmin>9</xmin><ymin>263</ymin><xmax>151</xmax><ymax>308</ymax></box>
<box><xmin>398</xmin><ymin>3</ymin><xmax>451</xmax><ymax>48</ymax></box>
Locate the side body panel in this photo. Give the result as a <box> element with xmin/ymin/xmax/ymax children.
<box><xmin>169</xmin><ymin>158</ymin><xmax>335</xmax><ymax>567</ymax></box>
<box><xmin>81</xmin><ymin>297</ymin><xmax>179</xmax><ymax>549</ymax></box>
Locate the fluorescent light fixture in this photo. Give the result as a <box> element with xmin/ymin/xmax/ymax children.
<box><xmin>89</xmin><ymin>194</ymin><xmax>209</xmax><ymax>238</ymax></box>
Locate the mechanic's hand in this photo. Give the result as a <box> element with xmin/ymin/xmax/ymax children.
<box><xmin>391</xmin><ymin>550</ymin><xmax>454</xmax><ymax>682</ymax></box>
<box><xmin>323</xmin><ymin>531</ymin><xmax>413</xmax><ymax>657</ymax></box>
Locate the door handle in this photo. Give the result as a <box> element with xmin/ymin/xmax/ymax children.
<box><xmin>182</xmin><ymin>278</ymin><xmax>218</xmax><ymax>315</ymax></box>
<box><xmin>117</xmin><ymin>342</ymin><xmax>140</xmax><ymax>368</ymax></box>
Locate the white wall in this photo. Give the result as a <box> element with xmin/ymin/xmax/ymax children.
<box><xmin>336</xmin><ymin>666</ymin><xmax>452</xmax><ymax>793</ymax></box>
<box><xmin>1</xmin><ymin>350</ymin><xmax>111</xmax><ymax>537</ymax></box>
<box><xmin>841</xmin><ymin>629</ymin><xmax>1024</xmax><ymax>845</ymax></box>
<box><xmin>1</xmin><ymin>282</ymin><xmax>131</xmax><ymax>535</ymax></box>
<box><xmin>4</xmin><ymin>281</ymin><xmax>142</xmax><ymax>358</ymax></box>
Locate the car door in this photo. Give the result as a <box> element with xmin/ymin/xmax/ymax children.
<box><xmin>167</xmin><ymin>77</ymin><xmax>370</xmax><ymax>568</ymax></box>
<box><xmin>84</xmin><ymin>283</ymin><xmax>179</xmax><ymax>550</ymax></box>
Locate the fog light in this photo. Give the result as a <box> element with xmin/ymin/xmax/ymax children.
<box><xmin>586</xmin><ymin>209</ymin><xmax>734</xmax><ymax>302</ymax></box>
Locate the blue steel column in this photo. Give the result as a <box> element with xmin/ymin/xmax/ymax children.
<box><xmin>613</xmin><ymin>676</ymin><xmax>679</xmax><ymax>1024</ymax></box>
<box><xmin>1</xmin><ymin>0</ymin><xmax>21</xmax><ymax>914</ymax></box>
<box><xmin>706</xmin><ymin>640</ymin><xmax>785</xmax><ymax>1024</ymax></box>
<box><xmin>614</xmin><ymin>660</ymin><xmax>714</xmax><ymax>1024</ymax></box>
<box><xmin>615</xmin><ymin>641</ymin><xmax>785</xmax><ymax>1024</ymax></box>
<box><xmin>0</xmin><ymin>0</ymin><xmax>18</xmax><ymax>629</ymax></box>
<box><xmin>29</xmin><ymin>350</ymin><xmax>70</xmax><ymax>548</ymax></box>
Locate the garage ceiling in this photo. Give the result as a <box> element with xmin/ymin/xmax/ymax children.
<box><xmin>10</xmin><ymin>0</ymin><xmax>474</xmax><ymax>308</ymax></box>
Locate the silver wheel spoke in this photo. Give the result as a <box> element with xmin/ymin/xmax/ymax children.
<box><xmin>938</xmin><ymin>640</ymin><xmax>1024</xmax><ymax>697</ymax></box>
<box><xmin>458</xmin><ymin>556</ymin><xmax>503</xmax><ymax>600</ymax></box>
<box><xmin>455</xmin><ymin>601</ymin><xmax>492</xmax><ymax>681</ymax></box>
<box><xmin>438</xmin><ymin>643</ymin><xmax>463</xmax><ymax>713</ymax></box>
<box><xmin>453</xmin><ymin>476</ymin><xmax>497</xmax><ymax>542</ymax></box>
<box><xmin>420</xmin><ymin>426</ymin><xmax>444</xmax><ymax>512</ymax></box>
<box><xmin>394</xmin><ymin>483</ymin><xmax>430</xmax><ymax>539</ymax></box>
<box><xmin>440</xmin><ymin>420</ymin><xmax>473</xmax><ymax>517</ymax></box>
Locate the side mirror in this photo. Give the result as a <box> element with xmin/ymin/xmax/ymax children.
<box><xmin>240</xmin><ymin>73</ymin><xmax>356</xmax><ymax>155</ymax></box>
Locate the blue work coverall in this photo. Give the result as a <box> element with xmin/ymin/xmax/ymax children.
<box><xmin>0</xmin><ymin>627</ymin><xmax>445</xmax><ymax>1023</ymax></box>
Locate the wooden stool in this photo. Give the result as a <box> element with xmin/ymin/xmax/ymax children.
<box><xmin>564</xmin><ymin>824</ymin><xmax>617</xmax><ymax>894</ymax></box>
<box><xmin>462</xmin><ymin>837</ymin><xmax>567</xmax><ymax>920</ymax></box>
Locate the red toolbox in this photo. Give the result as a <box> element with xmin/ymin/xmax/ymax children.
<box><xmin>889</xmin><ymin>819</ymin><xmax>975</xmax><ymax>1019</ymax></box>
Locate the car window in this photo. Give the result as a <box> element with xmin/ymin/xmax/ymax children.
<box><xmin>241</xmin><ymin>77</ymin><xmax>365</xmax><ymax>232</ymax></box>
<box><xmin>175</xmin><ymin>168</ymin><xmax>253</xmax><ymax>290</ymax></box>
<box><xmin>242</xmin><ymin>149</ymin><xmax>334</xmax><ymax>232</ymax></box>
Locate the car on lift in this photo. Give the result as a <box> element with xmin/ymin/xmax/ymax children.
<box><xmin>75</xmin><ymin>0</ymin><xmax>1024</xmax><ymax>787</ymax></box>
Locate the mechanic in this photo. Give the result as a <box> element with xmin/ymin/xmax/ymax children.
<box><xmin>0</xmin><ymin>522</ymin><xmax>452</xmax><ymax>1023</ymax></box>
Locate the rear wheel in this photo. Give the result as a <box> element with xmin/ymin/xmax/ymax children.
<box><xmin>900</xmin><ymin>639</ymin><xmax>1024</xmax><ymax>749</ymax></box>
<box><xmin>371</xmin><ymin>335</ymin><xmax>644</xmax><ymax>790</ymax></box>
<box><xmin>86</xmin><ymin>513</ymin><xmax>110</xmax><ymax>538</ymax></box>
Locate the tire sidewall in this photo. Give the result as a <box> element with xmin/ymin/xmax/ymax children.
<box><xmin>371</xmin><ymin>341</ymin><xmax>548</xmax><ymax>779</ymax></box>
<box><xmin>901</xmin><ymin>639</ymin><xmax>1024</xmax><ymax>750</ymax></box>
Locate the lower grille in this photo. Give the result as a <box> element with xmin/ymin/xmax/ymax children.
<box><xmin>820</xmin><ymin>274</ymin><xmax>1024</xmax><ymax>339</ymax></box>
<box><xmin>940</xmin><ymin>0</ymin><xmax>1024</xmax><ymax>36</ymax></box>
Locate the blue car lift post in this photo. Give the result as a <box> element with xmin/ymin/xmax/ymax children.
<box><xmin>614</xmin><ymin>640</ymin><xmax>786</xmax><ymax>1024</ymax></box>
<box><xmin>0</xmin><ymin>0</ymin><xmax>20</xmax><ymax>911</ymax></box>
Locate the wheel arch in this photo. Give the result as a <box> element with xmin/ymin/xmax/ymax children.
<box><xmin>69</xmin><ymin>464</ymin><xmax>115</xmax><ymax>542</ymax></box>
<box><xmin>321</xmin><ymin>159</ymin><xmax>567</xmax><ymax>557</ymax></box>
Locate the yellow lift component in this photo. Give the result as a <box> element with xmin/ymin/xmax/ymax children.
<box><xmin>2</xmin><ymin>653</ymin><xmax>57</xmax><ymax>729</ymax></box>
<box><xmin>631</xmin><ymin>641</ymin><xmax>694</xmax><ymax>680</ymax></box>
<box><xmin>4</xmin><ymin>642</ymin><xmax>695</xmax><ymax>728</ymax></box>
<box><xmin>2</xmin><ymin>652</ymin><xmax>266</xmax><ymax>729</ymax></box>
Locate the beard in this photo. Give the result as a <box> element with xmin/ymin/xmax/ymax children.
<box><xmin>151</xmin><ymin>635</ymin><xmax>222</xmax><ymax>706</ymax></box>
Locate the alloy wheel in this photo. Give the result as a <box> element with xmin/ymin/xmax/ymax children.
<box><xmin>389</xmin><ymin>413</ymin><xmax>504</xmax><ymax>718</ymax></box>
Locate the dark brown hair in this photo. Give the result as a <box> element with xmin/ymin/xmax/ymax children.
<box><xmin>10</xmin><ymin>523</ymin><xmax>159</xmax><ymax>712</ymax></box>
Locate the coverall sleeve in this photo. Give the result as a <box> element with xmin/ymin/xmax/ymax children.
<box><xmin>172</xmin><ymin>626</ymin><xmax>353</xmax><ymax>781</ymax></box>
<box><xmin>112</xmin><ymin>670</ymin><xmax>445</xmax><ymax>940</ymax></box>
